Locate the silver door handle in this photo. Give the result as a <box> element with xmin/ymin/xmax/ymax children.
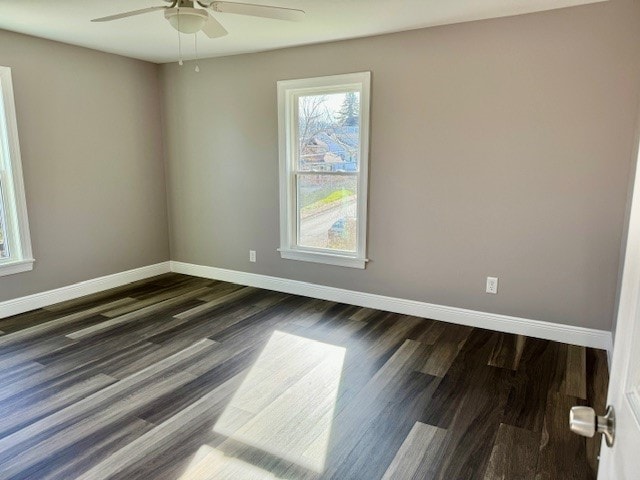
<box><xmin>569</xmin><ymin>405</ymin><xmax>615</xmax><ymax>447</ymax></box>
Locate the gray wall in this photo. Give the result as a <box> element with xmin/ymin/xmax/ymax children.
<box><xmin>162</xmin><ymin>0</ymin><xmax>640</xmax><ymax>331</ymax></box>
<box><xmin>0</xmin><ymin>30</ymin><xmax>169</xmax><ymax>301</ymax></box>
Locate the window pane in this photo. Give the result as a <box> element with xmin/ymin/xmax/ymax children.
<box><xmin>297</xmin><ymin>174</ymin><xmax>357</xmax><ymax>252</ymax></box>
<box><xmin>297</xmin><ymin>92</ymin><xmax>360</xmax><ymax>173</ymax></box>
<box><xmin>0</xmin><ymin>177</ymin><xmax>9</xmax><ymax>260</ymax></box>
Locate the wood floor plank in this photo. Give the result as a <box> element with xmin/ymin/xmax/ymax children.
<box><xmin>104</xmin><ymin>342</ymin><xmax>191</xmax><ymax>379</ymax></box>
<box><xmin>0</xmin><ymin>298</ymin><xmax>136</xmax><ymax>348</ymax></box>
<box><xmin>349</xmin><ymin>307</ymin><xmax>378</xmax><ymax>322</ymax></box>
<box><xmin>0</xmin><ymin>354</ymin><xmax>115</xmax><ymax>404</ymax></box>
<box><xmin>563</xmin><ymin>345</ymin><xmax>587</xmax><ymax>400</ymax></box>
<box><xmin>381</xmin><ymin>421</ymin><xmax>447</xmax><ymax>480</ymax></box>
<box><xmin>176</xmin><ymin>445</ymin><xmax>280</xmax><ymax>480</ymax></box>
<box><xmin>37</xmin><ymin>417</ymin><xmax>155</xmax><ymax>480</ymax></box>
<box><xmin>431</xmin><ymin>365</ymin><xmax>511</xmax><ymax>480</ymax></box>
<box><xmin>173</xmin><ymin>286</ymin><xmax>260</xmax><ymax>320</ymax></box>
<box><xmin>0</xmin><ymin>361</ymin><xmax>45</xmax><ymax>394</ymax></box>
<box><xmin>41</xmin><ymin>273</ymin><xmax>183</xmax><ymax>313</ymax></box>
<box><xmin>483</xmin><ymin>423</ymin><xmax>539</xmax><ymax>480</ymax></box>
<box><xmin>420</xmin><ymin>324</ymin><xmax>472</xmax><ymax>377</ymax></box>
<box><xmin>0</xmin><ymin>372</ymin><xmax>197</xmax><ymax>480</ymax></box>
<box><xmin>536</xmin><ymin>392</ymin><xmax>593</xmax><ymax>480</ymax></box>
<box><xmin>290</xmin><ymin>299</ymin><xmax>339</xmax><ymax>328</ymax></box>
<box><xmin>35</xmin><ymin>308</ymin><xmax>200</xmax><ymax>368</ymax></box>
<box><xmin>132</xmin><ymin>276</ymin><xmax>215</xmax><ymax>302</ymax></box>
<box><xmin>0</xmin><ymin>309</ymin><xmax>60</xmax><ymax>335</ymax></box>
<box><xmin>0</xmin><ymin>336</ymin><xmax>77</xmax><ymax>370</ymax></box>
<box><xmin>351</xmin><ymin>313</ymin><xmax>429</xmax><ymax>375</ymax></box>
<box><xmin>212</xmin><ymin>331</ymin><xmax>346</xmax><ymax>473</ymax></box>
<box><xmin>154</xmin><ymin>293</ymin><xmax>294</xmax><ymax>351</ymax></box>
<box><xmin>208</xmin><ymin>295</ymin><xmax>312</xmax><ymax>345</ymax></box>
<box><xmin>77</xmin><ymin>299</ymin><xmax>206</xmax><ymax>353</ymax></box>
<box><xmin>102</xmin><ymin>282</ymin><xmax>213</xmax><ymax>318</ymax></box>
<box><xmin>252</xmin><ymin>291</ymin><xmax>291</xmax><ymax>308</ymax></box>
<box><xmin>487</xmin><ymin>333</ymin><xmax>526</xmax><ymax>371</ymax></box>
<box><xmin>212</xmin><ymin>436</ymin><xmax>320</xmax><ymax>480</ymax></box>
<box><xmin>195</xmin><ymin>282</ymin><xmax>249</xmax><ymax>302</ymax></box>
<box><xmin>413</xmin><ymin>320</ymin><xmax>449</xmax><ymax>346</ymax></box>
<box><xmin>329</xmin><ymin>371</ymin><xmax>441</xmax><ymax>480</ymax></box>
<box><xmin>65</xmin><ymin>286</ymin><xmax>212</xmax><ymax>339</ymax></box>
<box><xmin>136</xmin><ymin>343</ymin><xmax>258</xmax><ymax>426</ymax></box>
<box><xmin>74</xmin><ymin>372</ymin><xmax>246</xmax><ymax>480</ymax></box>
<box><xmin>321</xmin><ymin>339</ymin><xmax>433</xmax><ymax>479</ymax></box>
<box><xmin>0</xmin><ymin>373</ymin><xmax>118</xmax><ymax>437</ymax></box>
<box><xmin>502</xmin><ymin>339</ymin><xmax>567</xmax><ymax>432</ymax></box>
<box><xmin>288</xmin><ymin>307</ymin><xmax>362</xmax><ymax>349</ymax></box>
<box><xmin>0</xmin><ymin>338</ymin><xmax>216</xmax><ymax>464</ymax></box>
<box><xmin>422</xmin><ymin>329</ymin><xmax>499</xmax><ymax>430</ymax></box>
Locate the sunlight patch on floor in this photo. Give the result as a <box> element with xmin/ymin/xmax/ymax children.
<box><xmin>178</xmin><ymin>445</ymin><xmax>281</xmax><ymax>480</ymax></box>
<box><xmin>213</xmin><ymin>330</ymin><xmax>346</xmax><ymax>473</ymax></box>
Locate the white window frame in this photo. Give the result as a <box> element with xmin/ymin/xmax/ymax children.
<box><xmin>0</xmin><ymin>66</ymin><xmax>33</xmax><ymax>277</ymax></box>
<box><xmin>277</xmin><ymin>72</ymin><xmax>370</xmax><ymax>269</ymax></box>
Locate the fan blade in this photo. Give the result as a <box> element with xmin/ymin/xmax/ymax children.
<box><xmin>201</xmin><ymin>16</ymin><xmax>228</xmax><ymax>38</ymax></box>
<box><xmin>210</xmin><ymin>2</ymin><xmax>305</xmax><ymax>21</ymax></box>
<box><xmin>91</xmin><ymin>6</ymin><xmax>166</xmax><ymax>23</ymax></box>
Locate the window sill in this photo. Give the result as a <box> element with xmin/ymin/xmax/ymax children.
<box><xmin>0</xmin><ymin>258</ymin><xmax>34</xmax><ymax>277</ymax></box>
<box><xmin>279</xmin><ymin>248</ymin><xmax>367</xmax><ymax>269</ymax></box>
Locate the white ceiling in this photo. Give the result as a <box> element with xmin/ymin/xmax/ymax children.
<box><xmin>0</xmin><ymin>0</ymin><xmax>605</xmax><ymax>64</ymax></box>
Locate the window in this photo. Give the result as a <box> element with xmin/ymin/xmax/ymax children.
<box><xmin>0</xmin><ymin>66</ymin><xmax>33</xmax><ymax>276</ymax></box>
<box><xmin>277</xmin><ymin>72</ymin><xmax>370</xmax><ymax>269</ymax></box>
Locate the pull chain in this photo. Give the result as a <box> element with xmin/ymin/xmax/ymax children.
<box><xmin>194</xmin><ymin>33</ymin><xmax>200</xmax><ymax>72</ymax></box>
<box><xmin>177</xmin><ymin>8</ymin><xmax>183</xmax><ymax>66</ymax></box>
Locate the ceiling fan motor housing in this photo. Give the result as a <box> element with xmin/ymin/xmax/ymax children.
<box><xmin>164</xmin><ymin>7</ymin><xmax>209</xmax><ymax>34</ymax></box>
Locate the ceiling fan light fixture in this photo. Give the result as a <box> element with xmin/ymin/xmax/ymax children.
<box><xmin>165</xmin><ymin>7</ymin><xmax>209</xmax><ymax>34</ymax></box>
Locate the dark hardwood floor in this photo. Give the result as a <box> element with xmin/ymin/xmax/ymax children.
<box><xmin>0</xmin><ymin>273</ymin><xmax>608</xmax><ymax>479</ymax></box>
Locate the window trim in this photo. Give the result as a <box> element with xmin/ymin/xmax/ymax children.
<box><xmin>0</xmin><ymin>66</ymin><xmax>34</xmax><ymax>277</ymax></box>
<box><xmin>277</xmin><ymin>72</ymin><xmax>371</xmax><ymax>269</ymax></box>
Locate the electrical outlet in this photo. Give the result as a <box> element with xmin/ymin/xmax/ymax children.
<box><xmin>486</xmin><ymin>277</ymin><xmax>498</xmax><ymax>294</ymax></box>
<box><xmin>249</xmin><ymin>250</ymin><xmax>256</xmax><ymax>263</ymax></box>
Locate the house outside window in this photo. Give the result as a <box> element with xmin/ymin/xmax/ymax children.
<box><xmin>0</xmin><ymin>66</ymin><xmax>34</xmax><ymax>276</ymax></box>
<box><xmin>277</xmin><ymin>72</ymin><xmax>370</xmax><ymax>269</ymax></box>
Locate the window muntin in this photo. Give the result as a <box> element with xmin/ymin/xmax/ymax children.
<box><xmin>0</xmin><ymin>66</ymin><xmax>33</xmax><ymax>276</ymax></box>
<box><xmin>278</xmin><ymin>72</ymin><xmax>370</xmax><ymax>269</ymax></box>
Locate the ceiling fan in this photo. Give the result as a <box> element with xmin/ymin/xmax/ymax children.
<box><xmin>91</xmin><ymin>0</ymin><xmax>305</xmax><ymax>39</ymax></box>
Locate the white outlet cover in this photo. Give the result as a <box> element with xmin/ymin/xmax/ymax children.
<box><xmin>486</xmin><ymin>277</ymin><xmax>498</xmax><ymax>294</ymax></box>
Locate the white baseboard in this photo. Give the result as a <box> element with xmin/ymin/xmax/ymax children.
<box><xmin>171</xmin><ymin>261</ymin><xmax>613</xmax><ymax>352</ymax></box>
<box><xmin>0</xmin><ymin>262</ymin><xmax>171</xmax><ymax>319</ymax></box>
